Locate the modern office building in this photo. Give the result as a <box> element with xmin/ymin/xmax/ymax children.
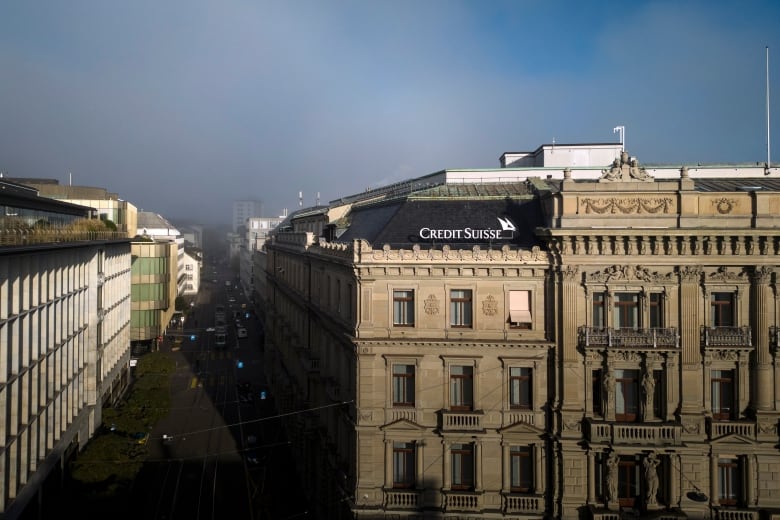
<box><xmin>233</xmin><ymin>199</ymin><xmax>264</xmax><ymax>233</ymax></box>
<box><xmin>0</xmin><ymin>180</ymin><xmax>131</xmax><ymax>519</ymax></box>
<box><xmin>260</xmin><ymin>143</ymin><xmax>780</xmax><ymax>519</ymax></box>
<box><xmin>5</xmin><ymin>177</ymin><xmax>138</xmax><ymax>236</ymax></box>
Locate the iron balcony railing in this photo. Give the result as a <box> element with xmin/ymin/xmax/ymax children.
<box><xmin>579</xmin><ymin>327</ymin><xmax>679</xmax><ymax>349</ymax></box>
<box><xmin>701</xmin><ymin>326</ymin><xmax>752</xmax><ymax>348</ymax></box>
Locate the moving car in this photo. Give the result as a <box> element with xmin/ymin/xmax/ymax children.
<box><xmin>237</xmin><ymin>327</ymin><xmax>248</xmax><ymax>338</ymax></box>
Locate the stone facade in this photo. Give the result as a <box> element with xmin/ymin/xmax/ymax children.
<box><xmin>261</xmin><ymin>150</ymin><xmax>780</xmax><ymax>519</ymax></box>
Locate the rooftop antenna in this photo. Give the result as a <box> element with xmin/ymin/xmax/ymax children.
<box><xmin>299</xmin><ymin>191</ymin><xmax>303</xmax><ymax>207</ymax></box>
<box><xmin>613</xmin><ymin>126</ymin><xmax>625</xmax><ymax>152</ymax></box>
<box><xmin>767</xmin><ymin>46</ymin><xmax>771</xmax><ymax>171</ymax></box>
<box><xmin>316</xmin><ymin>192</ymin><xmax>320</xmax><ymax>206</ymax></box>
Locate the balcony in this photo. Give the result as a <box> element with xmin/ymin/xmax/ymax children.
<box><xmin>586</xmin><ymin>419</ymin><xmax>683</xmax><ymax>446</ymax></box>
<box><xmin>701</xmin><ymin>326</ymin><xmax>752</xmax><ymax>348</ymax></box>
<box><xmin>714</xmin><ymin>509</ymin><xmax>760</xmax><ymax>520</ymax></box>
<box><xmin>444</xmin><ymin>491</ymin><xmax>482</xmax><ymax>512</ymax></box>
<box><xmin>503</xmin><ymin>493</ymin><xmax>545</xmax><ymax>515</ymax></box>
<box><xmin>707</xmin><ymin>418</ymin><xmax>756</xmax><ymax>440</ymax></box>
<box><xmin>439</xmin><ymin>410</ymin><xmax>484</xmax><ymax>432</ymax></box>
<box><xmin>384</xmin><ymin>489</ymin><xmax>421</xmax><ymax>509</ymax></box>
<box><xmin>579</xmin><ymin>327</ymin><xmax>679</xmax><ymax>350</ymax></box>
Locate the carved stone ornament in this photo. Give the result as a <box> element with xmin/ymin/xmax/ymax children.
<box><xmin>424</xmin><ymin>294</ymin><xmax>440</xmax><ymax>315</ymax></box>
<box><xmin>482</xmin><ymin>295</ymin><xmax>498</xmax><ymax>316</ymax></box>
<box><xmin>682</xmin><ymin>421</ymin><xmax>701</xmax><ymax>434</ymax></box>
<box><xmin>587</xmin><ymin>264</ymin><xmax>671</xmax><ymax>283</ymax></box>
<box><xmin>710</xmin><ymin>349</ymin><xmax>739</xmax><ymax>361</ymax></box>
<box><xmin>712</xmin><ymin>197</ymin><xmax>737</xmax><ymax>214</ymax></box>
<box><xmin>758</xmin><ymin>420</ymin><xmax>778</xmax><ymax>435</ymax></box>
<box><xmin>580</xmin><ymin>196</ymin><xmax>672</xmax><ymax>215</ymax></box>
<box><xmin>678</xmin><ymin>266</ymin><xmax>702</xmax><ymax>283</ymax></box>
<box><xmin>708</xmin><ymin>266</ymin><xmax>747</xmax><ymax>282</ymax></box>
<box><xmin>599</xmin><ymin>151</ymin><xmax>654</xmax><ymax>182</ymax></box>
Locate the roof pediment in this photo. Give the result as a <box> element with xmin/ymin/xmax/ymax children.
<box><xmin>710</xmin><ymin>432</ymin><xmax>757</xmax><ymax>446</ymax></box>
<box><xmin>380</xmin><ymin>418</ymin><xmax>426</xmax><ymax>432</ymax></box>
<box><xmin>497</xmin><ymin>421</ymin><xmax>546</xmax><ymax>436</ymax></box>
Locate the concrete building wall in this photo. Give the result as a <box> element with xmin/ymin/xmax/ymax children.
<box><xmin>0</xmin><ymin>239</ymin><xmax>131</xmax><ymax>518</ymax></box>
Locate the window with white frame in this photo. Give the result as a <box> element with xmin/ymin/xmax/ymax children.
<box><xmin>509</xmin><ymin>290</ymin><xmax>532</xmax><ymax>329</ymax></box>
<box><xmin>393</xmin><ymin>290</ymin><xmax>415</xmax><ymax>326</ymax></box>
<box><xmin>450</xmin><ymin>365</ymin><xmax>474</xmax><ymax>411</ymax></box>
<box><xmin>509</xmin><ymin>367</ymin><xmax>532</xmax><ymax>409</ymax></box>
<box><xmin>450</xmin><ymin>289</ymin><xmax>473</xmax><ymax>328</ymax></box>
<box><xmin>392</xmin><ymin>364</ymin><xmax>415</xmax><ymax>407</ymax></box>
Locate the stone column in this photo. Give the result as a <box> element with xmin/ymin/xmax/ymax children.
<box><xmin>586</xmin><ymin>451</ymin><xmax>596</xmax><ymax>503</ymax></box>
<box><xmin>560</xmin><ymin>266</ymin><xmax>585</xmax><ymax>431</ymax></box>
<box><xmin>384</xmin><ymin>440</ymin><xmax>393</xmax><ymax>487</ymax></box>
<box><xmin>752</xmin><ymin>267</ymin><xmax>774</xmax><ymax>411</ymax></box>
<box><xmin>679</xmin><ymin>267</ymin><xmax>705</xmax><ymax>437</ymax></box>
<box><xmin>416</xmin><ymin>441</ymin><xmax>424</xmax><ymax>490</ymax></box>
<box><xmin>474</xmin><ymin>441</ymin><xmax>483</xmax><ymax>491</ymax></box>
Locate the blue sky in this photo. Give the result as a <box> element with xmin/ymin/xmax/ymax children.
<box><xmin>2</xmin><ymin>1</ymin><xmax>779</xmax><ymax>226</ymax></box>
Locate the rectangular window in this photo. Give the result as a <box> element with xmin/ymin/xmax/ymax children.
<box><xmin>718</xmin><ymin>457</ymin><xmax>743</xmax><ymax>506</ymax></box>
<box><xmin>450</xmin><ymin>365</ymin><xmax>473</xmax><ymax>411</ymax></box>
<box><xmin>393</xmin><ymin>290</ymin><xmax>415</xmax><ymax>326</ymax></box>
<box><xmin>649</xmin><ymin>293</ymin><xmax>663</xmax><ymax>328</ymax></box>
<box><xmin>393</xmin><ymin>442</ymin><xmax>416</xmax><ymax>488</ymax></box>
<box><xmin>711</xmin><ymin>369</ymin><xmax>735</xmax><ymax>420</ymax></box>
<box><xmin>509</xmin><ymin>290</ymin><xmax>532</xmax><ymax>329</ymax></box>
<box><xmin>392</xmin><ymin>364</ymin><xmax>415</xmax><ymax>407</ymax></box>
<box><xmin>451</xmin><ymin>443</ymin><xmax>474</xmax><ymax>490</ymax></box>
<box><xmin>613</xmin><ymin>293</ymin><xmax>639</xmax><ymax>329</ymax></box>
<box><xmin>615</xmin><ymin>369</ymin><xmax>639</xmax><ymax>422</ymax></box>
<box><xmin>450</xmin><ymin>289</ymin><xmax>473</xmax><ymax>328</ymax></box>
<box><xmin>509</xmin><ymin>367</ymin><xmax>532</xmax><ymax>409</ymax></box>
<box><xmin>592</xmin><ymin>292</ymin><xmax>606</xmax><ymax>328</ymax></box>
<box><xmin>510</xmin><ymin>446</ymin><xmax>533</xmax><ymax>493</ymax></box>
<box><xmin>711</xmin><ymin>292</ymin><xmax>735</xmax><ymax>327</ymax></box>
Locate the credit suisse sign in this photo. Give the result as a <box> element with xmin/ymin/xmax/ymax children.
<box><xmin>418</xmin><ymin>217</ymin><xmax>517</xmax><ymax>241</ymax></box>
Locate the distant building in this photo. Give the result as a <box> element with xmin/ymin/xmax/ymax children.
<box><xmin>131</xmin><ymin>212</ymin><xmax>183</xmax><ymax>347</ymax></box>
<box><xmin>0</xmin><ymin>180</ymin><xmax>131</xmax><ymax>519</ymax></box>
<box><xmin>233</xmin><ymin>199</ymin><xmax>263</xmax><ymax>233</ymax></box>
<box><xmin>181</xmin><ymin>248</ymin><xmax>201</xmax><ymax>296</ymax></box>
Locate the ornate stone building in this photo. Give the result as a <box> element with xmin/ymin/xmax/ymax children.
<box><xmin>260</xmin><ymin>144</ymin><xmax>780</xmax><ymax>519</ymax></box>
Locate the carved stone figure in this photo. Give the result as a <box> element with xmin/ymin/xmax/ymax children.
<box><xmin>606</xmin><ymin>451</ymin><xmax>619</xmax><ymax>503</ymax></box>
<box><xmin>644</xmin><ymin>453</ymin><xmax>660</xmax><ymax>505</ymax></box>
<box><xmin>641</xmin><ymin>371</ymin><xmax>655</xmax><ymax>420</ymax></box>
<box><xmin>603</xmin><ymin>369</ymin><xmax>615</xmax><ymax>418</ymax></box>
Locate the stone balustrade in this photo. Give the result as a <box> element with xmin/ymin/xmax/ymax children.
<box><xmin>586</xmin><ymin>420</ymin><xmax>683</xmax><ymax>446</ymax></box>
<box><xmin>440</xmin><ymin>410</ymin><xmax>484</xmax><ymax>431</ymax></box>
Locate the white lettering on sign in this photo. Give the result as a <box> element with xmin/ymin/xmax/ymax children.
<box><xmin>418</xmin><ymin>217</ymin><xmax>517</xmax><ymax>241</ymax></box>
